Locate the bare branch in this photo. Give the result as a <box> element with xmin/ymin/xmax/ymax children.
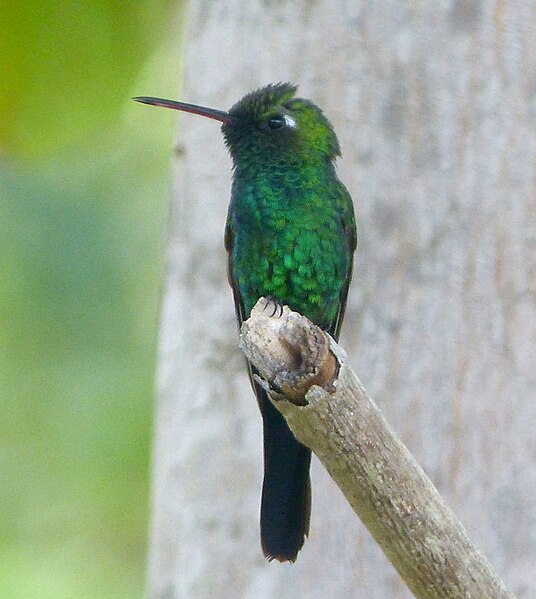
<box><xmin>240</xmin><ymin>298</ymin><xmax>517</xmax><ymax>599</ymax></box>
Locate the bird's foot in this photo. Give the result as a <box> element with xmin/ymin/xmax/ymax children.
<box><xmin>261</xmin><ymin>296</ymin><xmax>285</xmax><ymax>318</ymax></box>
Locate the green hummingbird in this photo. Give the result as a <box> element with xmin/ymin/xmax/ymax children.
<box><xmin>135</xmin><ymin>83</ymin><xmax>356</xmax><ymax>562</ymax></box>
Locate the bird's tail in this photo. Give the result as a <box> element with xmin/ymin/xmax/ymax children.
<box><xmin>258</xmin><ymin>384</ymin><xmax>312</xmax><ymax>562</ymax></box>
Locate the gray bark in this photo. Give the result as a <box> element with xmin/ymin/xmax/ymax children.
<box><xmin>148</xmin><ymin>1</ymin><xmax>536</xmax><ymax>598</ymax></box>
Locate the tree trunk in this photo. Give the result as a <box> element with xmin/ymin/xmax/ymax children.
<box><xmin>148</xmin><ymin>2</ymin><xmax>536</xmax><ymax>598</ymax></box>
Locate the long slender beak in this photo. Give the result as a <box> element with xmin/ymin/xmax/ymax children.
<box><xmin>133</xmin><ymin>96</ymin><xmax>239</xmax><ymax>125</ymax></box>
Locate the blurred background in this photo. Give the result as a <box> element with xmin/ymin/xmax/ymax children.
<box><xmin>0</xmin><ymin>1</ymin><xmax>183</xmax><ymax>596</ymax></box>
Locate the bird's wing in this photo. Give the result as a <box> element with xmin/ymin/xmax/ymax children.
<box><xmin>330</xmin><ymin>185</ymin><xmax>357</xmax><ymax>341</ymax></box>
<box><xmin>224</xmin><ymin>220</ymin><xmax>247</xmax><ymax>325</ymax></box>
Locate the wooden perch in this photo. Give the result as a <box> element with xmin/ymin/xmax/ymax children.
<box><xmin>239</xmin><ymin>298</ymin><xmax>516</xmax><ymax>599</ymax></box>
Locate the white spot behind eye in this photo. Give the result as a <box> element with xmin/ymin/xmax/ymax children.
<box><xmin>283</xmin><ymin>115</ymin><xmax>297</xmax><ymax>128</ymax></box>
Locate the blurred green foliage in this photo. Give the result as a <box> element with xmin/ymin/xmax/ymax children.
<box><xmin>0</xmin><ymin>1</ymin><xmax>183</xmax><ymax>596</ymax></box>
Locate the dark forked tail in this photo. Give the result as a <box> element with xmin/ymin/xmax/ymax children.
<box><xmin>257</xmin><ymin>383</ymin><xmax>312</xmax><ymax>562</ymax></box>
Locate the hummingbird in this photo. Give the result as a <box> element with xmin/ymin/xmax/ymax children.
<box><xmin>135</xmin><ymin>83</ymin><xmax>357</xmax><ymax>562</ymax></box>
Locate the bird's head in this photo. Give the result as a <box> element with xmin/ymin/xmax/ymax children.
<box><xmin>134</xmin><ymin>83</ymin><xmax>340</xmax><ymax>167</ymax></box>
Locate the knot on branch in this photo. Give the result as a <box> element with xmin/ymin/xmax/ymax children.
<box><xmin>239</xmin><ymin>297</ymin><xmax>340</xmax><ymax>405</ymax></box>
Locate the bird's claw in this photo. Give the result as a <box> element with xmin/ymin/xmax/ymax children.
<box><xmin>262</xmin><ymin>296</ymin><xmax>284</xmax><ymax>318</ymax></box>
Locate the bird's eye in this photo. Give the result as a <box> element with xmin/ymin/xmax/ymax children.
<box><xmin>267</xmin><ymin>115</ymin><xmax>286</xmax><ymax>129</ymax></box>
